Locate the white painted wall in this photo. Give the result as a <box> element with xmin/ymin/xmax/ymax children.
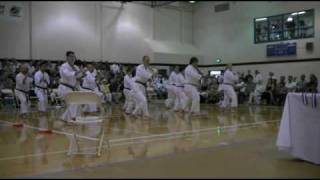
<box><xmin>0</xmin><ymin>1</ymin><xmax>30</xmax><ymax>59</ymax></box>
<box><xmin>31</xmin><ymin>1</ymin><xmax>100</xmax><ymax>60</ymax></box>
<box><xmin>193</xmin><ymin>1</ymin><xmax>320</xmax><ymax>64</ymax></box>
<box><xmin>0</xmin><ymin>1</ymin><xmax>195</xmax><ymax>63</ymax></box>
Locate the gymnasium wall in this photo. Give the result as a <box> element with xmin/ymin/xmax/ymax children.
<box><xmin>193</xmin><ymin>1</ymin><xmax>320</xmax><ymax>81</ymax></box>
<box><xmin>0</xmin><ymin>1</ymin><xmax>194</xmax><ymax>63</ymax></box>
<box><xmin>193</xmin><ymin>1</ymin><xmax>320</xmax><ymax>64</ymax></box>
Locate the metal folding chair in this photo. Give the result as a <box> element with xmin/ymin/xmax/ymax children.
<box><xmin>64</xmin><ymin>91</ymin><xmax>109</xmax><ymax>157</ymax></box>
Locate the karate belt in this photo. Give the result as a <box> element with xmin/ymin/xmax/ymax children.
<box><xmin>15</xmin><ymin>88</ymin><xmax>30</xmax><ymax>103</ymax></box>
<box><xmin>60</xmin><ymin>83</ymin><xmax>77</xmax><ymax>91</ymax></box>
<box><xmin>81</xmin><ymin>86</ymin><xmax>95</xmax><ymax>91</ymax></box>
<box><xmin>135</xmin><ymin>81</ymin><xmax>147</xmax><ymax>88</ymax></box>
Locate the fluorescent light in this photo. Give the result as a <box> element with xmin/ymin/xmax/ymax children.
<box><xmin>291</xmin><ymin>12</ymin><xmax>298</xmax><ymax>16</ymax></box>
<box><xmin>298</xmin><ymin>11</ymin><xmax>306</xmax><ymax>15</ymax></box>
<box><xmin>189</xmin><ymin>1</ymin><xmax>196</xmax><ymax>3</ymax></box>
<box><xmin>287</xmin><ymin>17</ymin><xmax>293</xmax><ymax>22</ymax></box>
<box><xmin>255</xmin><ymin>18</ymin><xmax>267</xmax><ymax>22</ymax></box>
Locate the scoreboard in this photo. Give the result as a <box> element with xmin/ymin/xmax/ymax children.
<box><xmin>267</xmin><ymin>42</ymin><xmax>297</xmax><ymax>57</ymax></box>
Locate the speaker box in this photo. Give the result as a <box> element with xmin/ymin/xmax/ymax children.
<box><xmin>306</xmin><ymin>42</ymin><xmax>313</xmax><ymax>51</ymax></box>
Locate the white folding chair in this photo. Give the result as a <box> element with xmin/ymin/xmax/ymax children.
<box><xmin>64</xmin><ymin>91</ymin><xmax>109</xmax><ymax>157</ymax></box>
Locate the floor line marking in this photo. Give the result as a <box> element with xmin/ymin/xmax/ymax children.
<box><xmin>0</xmin><ymin>119</ymin><xmax>280</xmax><ymax>144</ymax></box>
<box><xmin>0</xmin><ymin>120</ymin><xmax>279</xmax><ymax>161</ymax></box>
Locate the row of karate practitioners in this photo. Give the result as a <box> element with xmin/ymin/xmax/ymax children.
<box><xmin>13</xmin><ymin>51</ymin><xmax>240</xmax><ymax>126</ymax></box>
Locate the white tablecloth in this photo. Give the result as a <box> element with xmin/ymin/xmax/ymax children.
<box><xmin>276</xmin><ymin>93</ymin><xmax>320</xmax><ymax>164</ymax></box>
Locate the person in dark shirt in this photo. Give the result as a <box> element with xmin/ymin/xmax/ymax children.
<box><xmin>306</xmin><ymin>74</ymin><xmax>318</xmax><ymax>93</ymax></box>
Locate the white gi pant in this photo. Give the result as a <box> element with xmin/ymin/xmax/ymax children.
<box><xmin>184</xmin><ymin>84</ymin><xmax>200</xmax><ymax>113</ymax></box>
<box><xmin>35</xmin><ymin>88</ymin><xmax>48</xmax><ymax>112</ymax></box>
<box><xmin>80</xmin><ymin>88</ymin><xmax>104</xmax><ymax>112</ymax></box>
<box><xmin>58</xmin><ymin>85</ymin><xmax>80</xmax><ymax>121</ymax></box>
<box><xmin>221</xmin><ymin>84</ymin><xmax>238</xmax><ymax>108</ymax></box>
<box><xmin>123</xmin><ymin>89</ymin><xmax>135</xmax><ymax>114</ymax></box>
<box><xmin>132</xmin><ymin>83</ymin><xmax>149</xmax><ymax>116</ymax></box>
<box><xmin>173</xmin><ymin>86</ymin><xmax>187</xmax><ymax>111</ymax></box>
<box><xmin>248</xmin><ymin>84</ymin><xmax>263</xmax><ymax>105</ymax></box>
<box><xmin>15</xmin><ymin>90</ymin><xmax>30</xmax><ymax>114</ymax></box>
<box><xmin>165</xmin><ymin>85</ymin><xmax>176</xmax><ymax>108</ymax></box>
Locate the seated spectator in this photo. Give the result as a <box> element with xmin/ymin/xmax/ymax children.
<box><xmin>235</xmin><ymin>77</ymin><xmax>247</xmax><ymax>104</ymax></box>
<box><xmin>261</xmin><ymin>78</ymin><xmax>277</xmax><ymax>105</ymax></box>
<box><xmin>296</xmin><ymin>74</ymin><xmax>307</xmax><ymax>92</ymax></box>
<box><xmin>275</xmin><ymin>76</ymin><xmax>288</xmax><ymax>105</ymax></box>
<box><xmin>306</xmin><ymin>74</ymin><xmax>318</xmax><ymax>93</ymax></box>
<box><xmin>245</xmin><ymin>70</ymin><xmax>253</xmax><ymax>83</ymax></box>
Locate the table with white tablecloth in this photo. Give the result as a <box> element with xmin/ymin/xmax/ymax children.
<box><xmin>276</xmin><ymin>93</ymin><xmax>320</xmax><ymax>165</ymax></box>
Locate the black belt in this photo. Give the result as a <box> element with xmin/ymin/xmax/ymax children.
<box><xmin>124</xmin><ymin>87</ymin><xmax>131</xmax><ymax>90</ymax></box>
<box><xmin>81</xmin><ymin>86</ymin><xmax>94</xmax><ymax>91</ymax></box>
<box><xmin>35</xmin><ymin>85</ymin><xmax>48</xmax><ymax>90</ymax></box>
<box><xmin>135</xmin><ymin>81</ymin><xmax>147</xmax><ymax>88</ymax></box>
<box><xmin>15</xmin><ymin>88</ymin><xmax>29</xmax><ymax>95</ymax></box>
<box><xmin>15</xmin><ymin>89</ymin><xmax>30</xmax><ymax>103</ymax></box>
<box><xmin>60</xmin><ymin>83</ymin><xmax>77</xmax><ymax>91</ymax></box>
<box><xmin>176</xmin><ymin>85</ymin><xmax>184</xmax><ymax>88</ymax></box>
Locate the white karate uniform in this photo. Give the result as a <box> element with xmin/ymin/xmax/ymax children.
<box><xmin>184</xmin><ymin>65</ymin><xmax>202</xmax><ymax>113</ymax></box>
<box><xmin>165</xmin><ymin>71</ymin><xmax>178</xmax><ymax>108</ymax></box>
<box><xmin>249</xmin><ymin>73</ymin><xmax>264</xmax><ymax>104</ymax></box>
<box><xmin>58</xmin><ymin>62</ymin><xmax>80</xmax><ymax>121</ymax></box>
<box><xmin>221</xmin><ymin>69</ymin><xmax>239</xmax><ymax>108</ymax></box>
<box><xmin>123</xmin><ymin>75</ymin><xmax>135</xmax><ymax>114</ymax></box>
<box><xmin>132</xmin><ymin>64</ymin><xmax>153</xmax><ymax>116</ymax></box>
<box><xmin>34</xmin><ymin>70</ymin><xmax>50</xmax><ymax>112</ymax></box>
<box><xmin>81</xmin><ymin>70</ymin><xmax>104</xmax><ymax>112</ymax></box>
<box><xmin>15</xmin><ymin>73</ymin><xmax>33</xmax><ymax>114</ymax></box>
<box><xmin>173</xmin><ymin>73</ymin><xmax>187</xmax><ymax>111</ymax></box>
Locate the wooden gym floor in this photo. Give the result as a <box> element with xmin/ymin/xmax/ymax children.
<box><xmin>0</xmin><ymin>101</ymin><xmax>319</xmax><ymax>178</ymax></box>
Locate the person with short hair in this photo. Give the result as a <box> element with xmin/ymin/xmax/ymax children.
<box><xmin>131</xmin><ymin>56</ymin><xmax>157</xmax><ymax>118</ymax></box>
<box><xmin>81</xmin><ymin>63</ymin><xmax>104</xmax><ymax>112</ymax></box>
<box><xmin>184</xmin><ymin>57</ymin><xmax>203</xmax><ymax>115</ymax></box>
<box><xmin>220</xmin><ymin>64</ymin><xmax>239</xmax><ymax>112</ymax></box>
<box><xmin>306</xmin><ymin>74</ymin><xmax>318</xmax><ymax>93</ymax></box>
<box><xmin>34</xmin><ymin>61</ymin><xmax>50</xmax><ymax>113</ymax></box>
<box><xmin>58</xmin><ymin>51</ymin><xmax>85</xmax><ymax>122</ymax></box>
<box><xmin>14</xmin><ymin>64</ymin><xmax>33</xmax><ymax>126</ymax></box>
<box><xmin>296</xmin><ymin>74</ymin><xmax>307</xmax><ymax>92</ymax></box>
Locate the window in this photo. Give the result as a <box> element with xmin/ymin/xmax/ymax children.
<box><xmin>254</xmin><ymin>9</ymin><xmax>314</xmax><ymax>43</ymax></box>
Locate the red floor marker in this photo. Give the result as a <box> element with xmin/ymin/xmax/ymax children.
<box><xmin>12</xmin><ymin>123</ymin><xmax>24</xmax><ymax>128</ymax></box>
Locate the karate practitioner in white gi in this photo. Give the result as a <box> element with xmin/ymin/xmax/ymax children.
<box><xmin>184</xmin><ymin>57</ymin><xmax>203</xmax><ymax>115</ymax></box>
<box><xmin>58</xmin><ymin>51</ymin><xmax>85</xmax><ymax>121</ymax></box>
<box><xmin>34</xmin><ymin>62</ymin><xmax>51</xmax><ymax>132</ymax></box>
<box><xmin>123</xmin><ymin>66</ymin><xmax>135</xmax><ymax>114</ymax></box>
<box><xmin>34</xmin><ymin>62</ymin><xmax>50</xmax><ymax>113</ymax></box>
<box><xmin>81</xmin><ymin>63</ymin><xmax>104</xmax><ymax>112</ymax></box>
<box><xmin>131</xmin><ymin>56</ymin><xmax>157</xmax><ymax>118</ymax></box>
<box><xmin>173</xmin><ymin>66</ymin><xmax>187</xmax><ymax>112</ymax></box>
<box><xmin>14</xmin><ymin>64</ymin><xmax>33</xmax><ymax>126</ymax></box>
<box><xmin>221</xmin><ymin>64</ymin><xmax>239</xmax><ymax>111</ymax></box>
<box><xmin>165</xmin><ymin>67</ymin><xmax>178</xmax><ymax>109</ymax></box>
<box><xmin>249</xmin><ymin>70</ymin><xmax>263</xmax><ymax>105</ymax></box>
